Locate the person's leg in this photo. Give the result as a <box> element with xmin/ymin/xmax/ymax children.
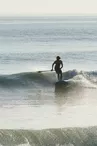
<box><xmin>57</xmin><ymin>73</ymin><xmax>59</xmax><ymax>81</ymax></box>
<box><xmin>60</xmin><ymin>70</ymin><xmax>62</xmax><ymax>80</ymax></box>
<box><xmin>56</xmin><ymin>69</ymin><xmax>62</xmax><ymax>81</ymax></box>
<box><xmin>55</xmin><ymin>69</ymin><xmax>59</xmax><ymax>81</ymax></box>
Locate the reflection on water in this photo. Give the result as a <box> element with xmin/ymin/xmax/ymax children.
<box><xmin>55</xmin><ymin>81</ymin><xmax>85</xmax><ymax>106</ymax></box>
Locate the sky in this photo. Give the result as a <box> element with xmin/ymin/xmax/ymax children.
<box><xmin>0</xmin><ymin>0</ymin><xmax>97</xmax><ymax>16</ymax></box>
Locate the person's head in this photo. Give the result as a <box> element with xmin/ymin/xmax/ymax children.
<box><xmin>56</xmin><ymin>56</ymin><xmax>61</xmax><ymax>60</ymax></box>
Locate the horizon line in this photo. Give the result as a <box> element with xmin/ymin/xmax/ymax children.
<box><xmin>0</xmin><ymin>13</ymin><xmax>97</xmax><ymax>17</ymax></box>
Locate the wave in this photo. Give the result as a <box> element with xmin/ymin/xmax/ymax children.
<box><xmin>0</xmin><ymin>70</ymin><xmax>97</xmax><ymax>89</ymax></box>
<box><xmin>0</xmin><ymin>72</ymin><xmax>53</xmax><ymax>88</ymax></box>
<box><xmin>0</xmin><ymin>126</ymin><xmax>97</xmax><ymax>146</ymax></box>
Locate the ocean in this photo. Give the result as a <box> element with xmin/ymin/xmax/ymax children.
<box><xmin>0</xmin><ymin>15</ymin><xmax>97</xmax><ymax>146</ymax></box>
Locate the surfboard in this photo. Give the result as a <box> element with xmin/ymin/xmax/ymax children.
<box><xmin>55</xmin><ymin>80</ymin><xmax>68</xmax><ymax>85</ymax></box>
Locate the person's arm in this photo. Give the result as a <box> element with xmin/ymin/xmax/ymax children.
<box><xmin>51</xmin><ymin>61</ymin><xmax>55</xmax><ymax>71</ymax></box>
<box><xmin>60</xmin><ymin>61</ymin><xmax>63</xmax><ymax>69</ymax></box>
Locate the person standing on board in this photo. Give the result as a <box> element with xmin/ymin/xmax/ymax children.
<box><xmin>51</xmin><ymin>56</ymin><xmax>63</xmax><ymax>81</ymax></box>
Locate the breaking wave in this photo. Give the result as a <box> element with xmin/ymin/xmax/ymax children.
<box><xmin>0</xmin><ymin>126</ymin><xmax>97</xmax><ymax>146</ymax></box>
<box><xmin>0</xmin><ymin>69</ymin><xmax>97</xmax><ymax>89</ymax></box>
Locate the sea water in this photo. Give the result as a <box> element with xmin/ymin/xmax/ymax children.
<box><xmin>0</xmin><ymin>16</ymin><xmax>97</xmax><ymax>146</ymax></box>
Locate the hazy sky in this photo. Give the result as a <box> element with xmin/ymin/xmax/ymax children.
<box><xmin>0</xmin><ymin>0</ymin><xmax>97</xmax><ymax>16</ymax></box>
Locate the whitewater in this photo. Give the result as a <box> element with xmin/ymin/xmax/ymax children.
<box><xmin>0</xmin><ymin>16</ymin><xmax>97</xmax><ymax>146</ymax></box>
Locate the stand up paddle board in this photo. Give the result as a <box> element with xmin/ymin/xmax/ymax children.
<box><xmin>55</xmin><ymin>80</ymin><xmax>68</xmax><ymax>86</ymax></box>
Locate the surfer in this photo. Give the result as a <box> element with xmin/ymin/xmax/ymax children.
<box><xmin>51</xmin><ymin>56</ymin><xmax>63</xmax><ymax>81</ymax></box>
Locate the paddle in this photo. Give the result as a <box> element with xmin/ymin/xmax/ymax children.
<box><xmin>38</xmin><ymin>70</ymin><xmax>53</xmax><ymax>73</ymax></box>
